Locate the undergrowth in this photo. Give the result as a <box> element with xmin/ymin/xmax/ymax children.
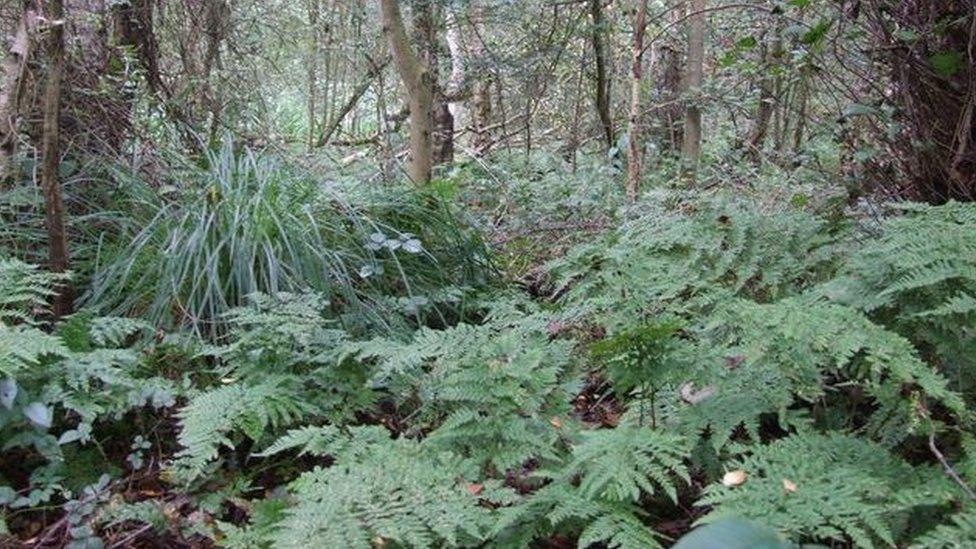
<box><xmin>3</xmin><ymin>153</ymin><xmax>976</xmax><ymax>548</ymax></box>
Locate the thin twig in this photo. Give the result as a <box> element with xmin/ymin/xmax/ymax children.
<box><xmin>929</xmin><ymin>432</ymin><xmax>976</xmax><ymax>501</ymax></box>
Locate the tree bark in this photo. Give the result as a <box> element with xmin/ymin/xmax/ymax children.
<box><xmin>589</xmin><ymin>0</ymin><xmax>613</xmax><ymax>150</ymax></box>
<box><xmin>657</xmin><ymin>5</ymin><xmax>684</xmax><ymax>153</ymax></box>
<box><xmin>111</xmin><ymin>0</ymin><xmax>163</xmax><ymax>94</ymax></box>
<box><xmin>626</xmin><ymin>0</ymin><xmax>648</xmax><ymax>202</ymax></box>
<box><xmin>466</xmin><ymin>0</ymin><xmax>492</xmax><ymax>155</ymax></box>
<box><xmin>306</xmin><ymin>0</ymin><xmax>320</xmax><ymax>151</ymax></box>
<box><xmin>745</xmin><ymin>22</ymin><xmax>781</xmax><ymax>164</ymax></box>
<box><xmin>380</xmin><ymin>0</ymin><xmax>434</xmax><ymax>185</ymax></box>
<box><xmin>680</xmin><ymin>0</ymin><xmax>706</xmax><ymax>180</ymax></box>
<box><xmin>0</xmin><ymin>1</ymin><xmax>38</xmax><ymax>186</ymax></box>
<box><xmin>40</xmin><ymin>0</ymin><xmax>72</xmax><ymax>318</ymax></box>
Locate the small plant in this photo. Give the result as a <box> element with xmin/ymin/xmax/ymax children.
<box><xmin>590</xmin><ymin>321</ymin><xmax>682</xmax><ymax>428</ymax></box>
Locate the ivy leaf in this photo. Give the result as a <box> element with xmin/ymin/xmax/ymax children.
<box><xmin>0</xmin><ymin>378</ymin><xmax>16</xmax><ymax>409</ymax></box>
<box><xmin>403</xmin><ymin>239</ymin><xmax>423</xmax><ymax>254</ymax></box>
<box><xmin>24</xmin><ymin>402</ymin><xmax>52</xmax><ymax>429</ymax></box>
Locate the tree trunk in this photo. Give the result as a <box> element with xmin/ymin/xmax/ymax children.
<box><xmin>680</xmin><ymin>0</ymin><xmax>706</xmax><ymax>180</ymax></box>
<box><xmin>40</xmin><ymin>0</ymin><xmax>72</xmax><ymax>318</ymax></box>
<box><xmin>626</xmin><ymin>0</ymin><xmax>648</xmax><ymax>202</ymax></box>
<box><xmin>589</xmin><ymin>0</ymin><xmax>613</xmax><ymax>150</ymax></box>
<box><xmin>111</xmin><ymin>0</ymin><xmax>163</xmax><ymax>94</ymax></box>
<box><xmin>380</xmin><ymin>0</ymin><xmax>433</xmax><ymax>185</ymax></box>
<box><xmin>306</xmin><ymin>0</ymin><xmax>320</xmax><ymax>151</ymax></box>
<box><xmin>466</xmin><ymin>0</ymin><xmax>492</xmax><ymax>155</ymax></box>
<box><xmin>745</xmin><ymin>22</ymin><xmax>781</xmax><ymax>164</ymax></box>
<box><xmin>657</xmin><ymin>4</ymin><xmax>684</xmax><ymax>154</ymax></box>
<box><xmin>411</xmin><ymin>0</ymin><xmax>453</xmax><ymax>165</ymax></box>
<box><xmin>0</xmin><ymin>1</ymin><xmax>38</xmax><ymax>186</ymax></box>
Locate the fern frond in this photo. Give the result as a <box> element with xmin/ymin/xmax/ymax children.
<box><xmin>172</xmin><ymin>377</ymin><xmax>313</xmax><ymax>482</ymax></box>
<box><xmin>699</xmin><ymin>433</ymin><xmax>922</xmax><ymax>547</ymax></box>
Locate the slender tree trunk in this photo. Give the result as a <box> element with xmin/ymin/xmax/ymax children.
<box><xmin>589</xmin><ymin>0</ymin><xmax>613</xmax><ymax>150</ymax></box>
<box><xmin>413</xmin><ymin>1</ymin><xmax>454</xmax><ymax>165</ymax></box>
<box><xmin>566</xmin><ymin>47</ymin><xmax>586</xmax><ymax>171</ymax></box>
<box><xmin>745</xmin><ymin>22</ymin><xmax>781</xmax><ymax>164</ymax></box>
<box><xmin>380</xmin><ymin>0</ymin><xmax>434</xmax><ymax>185</ymax></box>
<box><xmin>658</xmin><ymin>5</ymin><xmax>684</xmax><ymax>154</ymax></box>
<box><xmin>40</xmin><ymin>0</ymin><xmax>72</xmax><ymax>317</ymax></box>
<box><xmin>306</xmin><ymin>0</ymin><xmax>320</xmax><ymax>150</ymax></box>
<box><xmin>626</xmin><ymin>0</ymin><xmax>648</xmax><ymax>202</ymax></box>
<box><xmin>792</xmin><ymin>71</ymin><xmax>809</xmax><ymax>154</ymax></box>
<box><xmin>317</xmin><ymin>56</ymin><xmax>391</xmax><ymax>147</ymax></box>
<box><xmin>112</xmin><ymin>0</ymin><xmax>163</xmax><ymax>94</ymax></box>
<box><xmin>680</xmin><ymin>0</ymin><xmax>706</xmax><ymax>179</ymax></box>
<box><xmin>0</xmin><ymin>1</ymin><xmax>38</xmax><ymax>186</ymax></box>
<box><xmin>467</xmin><ymin>0</ymin><xmax>492</xmax><ymax>155</ymax></box>
<box><xmin>444</xmin><ymin>7</ymin><xmax>467</xmax><ymax>131</ymax></box>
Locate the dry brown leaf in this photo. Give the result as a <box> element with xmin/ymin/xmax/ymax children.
<box><xmin>721</xmin><ymin>469</ymin><xmax>748</xmax><ymax>487</ymax></box>
<box><xmin>466</xmin><ymin>483</ymin><xmax>484</xmax><ymax>496</ymax></box>
<box><xmin>549</xmin><ymin>416</ymin><xmax>564</xmax><ymax>429</ymax></box>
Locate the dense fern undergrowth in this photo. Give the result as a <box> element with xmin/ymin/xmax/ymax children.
<box><xmin>3</xmin><ymin>147</ymin><xmax>976</xmax><ymax>548</ymax></box>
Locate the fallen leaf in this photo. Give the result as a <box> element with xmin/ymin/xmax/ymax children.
<box><xmin>782</xmin><ymin>478</ymin><xmax>797</xmax><ymax>493</ymax></box>
<box><xmin>549</xmin><ymin>416</ymin><xmax>563</xmax><ymax>429</ymax></box>
<box><xmin>466</xmin><ymin>483</ymin><xmax>484</xmax><ymax>496</ymax></box>
<box><xmin>372</xmin><ymin>536</ymin><xmax>387</xmax><ymax>547</ymax></box>
<box><xmin>722</xmin><ymin>469</ymin><xmax>748</xmax><ymax>487</ymax></box>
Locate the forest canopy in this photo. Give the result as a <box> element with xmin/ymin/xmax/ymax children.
<box><xmin>1</xmin><ymin>0</ymin><xmax>976</xmax><ymax>547</ymax></box>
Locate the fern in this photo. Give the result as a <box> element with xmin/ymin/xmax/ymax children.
<box><xmin>490</xmin><ymin>426</ymin><xmax>689</xmax><ymax>549</ymax></box>
<box><xmin>827</xmin><ymin>201</ymin><xmax>976</xmax><ymax>400</ymax></box>
<box><xmin>0</xmin><ymin>257</ymin><xmax>68</xmax><ymax>324</ymax></box>
<box><xmin>912</xmin><ymin>508</ymin><xmax>976</xmax><ymax>548</ymax></box>
<box><xmin>0</xmin><ymin>324</ymin><xmax>67</xmax><ymax>378</ymax></box>
<box><xmin>172</xmin><ymin>377</ymin><xmax>313</xmax><ymax>483</ymax></box>
<box><xmin>271</xmin><ymin>435</ymin><xmax>492</xmax><ymax>548</ymax></box>
<box><xmin>550</xmin><ymin>195</ymin><xmax>838</xmax><ymax>328</ymax></box>
<box><xmin>560</xmin><ymin>426</ymin><xmax>689</xmax><ymax>504</ymax></box>
<box><xmin>678</xmin><ymin>296</ymin><xmax>965</xmax><ymax>449</ymax></box>
<box><xmin>698</xmin><ymin>433</ymin><xmax>931</xmax><ymax>547</ymax></box>
<box><xmin>420</xmin><ymin>314</ymin><xmax>572</xmax><ymax>471</ymax></box>
<box><xmin>256</xmin><ymin>424</ymin><xmax>390</xmax><ymax>461</ymax></box>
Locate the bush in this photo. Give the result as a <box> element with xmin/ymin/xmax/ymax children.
<box><xmin>83</xmin><ymin>140</ymin><xmax>491</xmax><ymax>336</ymax></box>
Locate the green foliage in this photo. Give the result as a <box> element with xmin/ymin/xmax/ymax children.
<box><xmin>0</xmin><ymin>257</ymin><xmax>69</xmax><ymax>324</ymax></box>
<box><xmin>550</xmin><ymin>193</ymin><xmax>838</xmax><ymax>328</ymax></box>
<box><xmin>827</xmin><ymin>201</ymin><xmax>976</xmax><ymax>401</ymax></box>
<box><xmin>680</xmin><ymin>296</ymin><xmax>965</xmax><ymax>448</ymax></box>
<box><xmin>342</xmin><ymin>298</ymin><xmax>574</xmax><ymax>471</ymax></box>
<box><xmin>84</xmin><ymin>140</ymin><xmax>490</xmax><ymax>336</ymax></box>
<box><xmin>911</xmin><ymin>508</ymin><xmax>976</xmax><ymax>548</ymax></box>
<box><xmin>271</xmin><ymin>433</ymin><xmax>493</xmax><ymax>548</ymax></box>
<box><xmin>699</xmin><ymin>433</ymin><xmax>944</xmax><ymax>547</ymax></box>
<box><xmin>560</xmin><ymin>426</ymin><xmax>689</xmax><ymax>504</ymax></box>
<box><xmin>172</xmin><ymin>377</ymin><xmax>312</xmax><ymax>483</ymax></box>
<box><xmin>674</xmin><ymin>517</ymin><xmax>793</xmax><ymax>549</ymax></box>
